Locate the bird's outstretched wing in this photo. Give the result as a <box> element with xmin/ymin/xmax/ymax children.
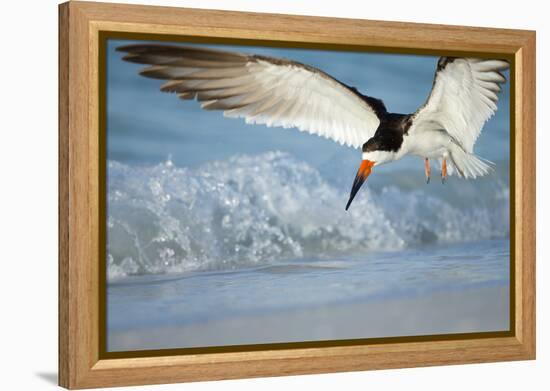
<box><xmin>411</xmin><ymin>57</ymin><xmax>509</xmax><ymax>153</ymax></box>
<box><xmin>117</xmin><ymin>44</ymin><xmax>387</xmax><ymax>149</ymax></box>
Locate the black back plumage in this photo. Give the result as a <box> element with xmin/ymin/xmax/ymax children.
<box><xmin>363</xmin><ymin>113</ymin><xmax>412</xmax><ymax>153</ymax></box>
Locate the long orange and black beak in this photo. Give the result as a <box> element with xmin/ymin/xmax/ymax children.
<box><xmin>345</xmin><ymin>160</ymin><xmax>375</xmax><ymax>211</ymax></box>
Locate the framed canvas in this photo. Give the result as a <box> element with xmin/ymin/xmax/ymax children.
<box><xmin>58</xmin><ymin>1</ymin><xmax>536</xmax><ymax>389</ymax></box>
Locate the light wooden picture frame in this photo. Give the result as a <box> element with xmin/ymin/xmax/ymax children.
<box><xmin>59</xmin><ymin>1</ymin><xmax>536</xmax><ymax>389</ymax></box>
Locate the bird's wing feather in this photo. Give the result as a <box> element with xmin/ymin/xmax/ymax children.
<box><xmin>411</xmin><ymin>57</ymin><xmax>509</xmax><ymax>153</ymax></box>
<box><xmin>117</xmin><ymin>44</ymin><xmax>386</xmax><ymax>149</ymax></box>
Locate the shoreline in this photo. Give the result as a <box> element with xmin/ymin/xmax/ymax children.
<box><xmin>108</xmin><ymin>283</ymin><xmax>509</xmax><ymax>352</ymax></box>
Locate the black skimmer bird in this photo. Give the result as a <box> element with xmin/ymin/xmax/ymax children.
<box><xmin>117</xmin><ymin>44</ymin><xmax>509</xmax><ymax>210</ymax></box>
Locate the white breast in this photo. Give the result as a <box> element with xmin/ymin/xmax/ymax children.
<box><xmin>401</xmin><ymin>130</ymin><xmax>453</xmax><ymax>159</ymax></box>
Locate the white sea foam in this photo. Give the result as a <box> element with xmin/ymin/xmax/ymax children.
<box><xmin>107</xmin><ymin>152</ymin><xmax>509</xmax><ymax>279</ymax></box>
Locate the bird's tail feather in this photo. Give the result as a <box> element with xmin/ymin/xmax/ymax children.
<box><xmin>449</xmin><ymin>148</ymin><xmax>494</xmax><ymax>179</ymax></box>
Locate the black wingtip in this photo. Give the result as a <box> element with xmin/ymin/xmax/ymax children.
<box><xmin>115</xmin><ymin>44</ymin><xmax>138</xmax><ymax>53</ymax></box>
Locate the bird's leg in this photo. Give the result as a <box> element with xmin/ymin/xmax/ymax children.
<box><xmin>424</xmin><ymin>158</ymin><xmax>430</xmax><ymax>184</ymax></box>
<box><xmin>441</xmin><ymin>158</ymin><xmax>447</xmax><ymax>184</ymax></box>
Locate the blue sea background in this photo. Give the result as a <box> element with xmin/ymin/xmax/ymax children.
<box><xmin>106</xmin><ymin>39</ymin><xmax>510</xmax><ymax>351</ymax></box>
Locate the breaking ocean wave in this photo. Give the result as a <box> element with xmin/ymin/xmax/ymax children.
<box><xmin>107</xmin><ymin>151</ymin><xmax>509</xmax><ymax>279</ymax></box>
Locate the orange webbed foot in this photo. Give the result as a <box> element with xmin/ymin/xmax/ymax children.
<box><xmin>424</xmin><ymin>158</ymin><xmax>430</xmax><ymax>184</ymax></box>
